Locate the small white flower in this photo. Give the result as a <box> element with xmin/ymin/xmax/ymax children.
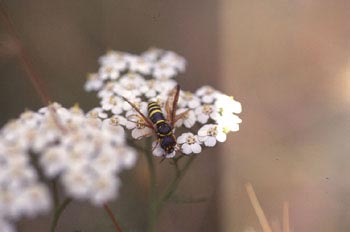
<box><xmin>102</xmin><ymin>115</ymin><xmax>127</xmax><ymax>132</ymax></box>
<box><xmin>84</xmin><ymin>73</ymin><xmax>103</xmax><ymax>91</ymax></box>
<box><xmin>197</xmin><ymin>124</ymin><xmax>226</xmax><ymax>147</ymax></box>
<box><xmin>195</xmin><ymin>104</ymin><xmax>219</xmax><ymax>124</ymax></box>
<box><xmin>177</xmin><ymin>133</ymin><xmax>201</xmax><ymax>155</ymax></box>
<box><xmin>196</xmin><ymin>86</ymin><xmax>220</xmax><ymax>104</ymax></box>
<box><xmin>123</xmin><ymin>99</ymin><xmax>147</xmax><ymax>114</ymax></box>
<box><xmin>178</xmin><ymin>91</ymin><xmax>201</xmax><ymax>109</ymax></box>
<box><xmin>125</xmin><ymin>113</ymin><xmax>153</xmax><ymax>139</ymax></box>
<box><xmin>216</xmin><ymin>113</ymin><xmax>242</xmax><ymax>133</ymax></box>
<box><xmin>215</xmin><ymin>94</ymin><xmax>242</xmax><ymax>114</ymax></box>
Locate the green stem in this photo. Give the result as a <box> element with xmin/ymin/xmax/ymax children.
<box><xmin>50</xmin><ymin>198</ymin><xmax>72</xmax><ymax>232</ymax></box>
<box><xmin>52</xmin><ymin>179</ymin><xmax>59</xmax><ymax>209</ymax></box>
<box><xmin>157</xmin><ymin>155</ymin><xmax>196</xmax><ymax>210</ymax></box>
<box><xmin>145</xmin><ymin>139</ymin><xmax>158</xmax><ymax>232</ymax></box>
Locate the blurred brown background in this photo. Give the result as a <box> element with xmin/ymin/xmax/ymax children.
<box><xmin>0</xmin><ymin>1</ymin><xmax>349</xmax><ymax>232</ymax></box>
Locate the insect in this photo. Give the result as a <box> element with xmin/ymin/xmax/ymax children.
<box><xmin>121</xmin><ymin>84</ymin><xmax>188</xmax><ymax>156</ymax></box>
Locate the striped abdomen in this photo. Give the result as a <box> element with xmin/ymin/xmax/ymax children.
<box><xmin>148</xmin><ymin>102</ymin><xmax>172</xmax><ymax>136</ymax></box>
<box><xmin>148</xmin><ymin>101</ymin><xmax>176</xmax><ymax>153</ymax></box>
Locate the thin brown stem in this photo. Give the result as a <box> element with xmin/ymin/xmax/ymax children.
<box><xmin>0</xmin><ymin>2</ymin><xmax>67</xmax><ymax>133</ymax></box>
<box><xmin>0</xmin><ymin>2</ymin><xmax>51</xmax><ymax>105</ymax></box>
<box><xmin>103</xmin><ymin>204</ymin><xmax>123</xmax><ymax>232</ymax></box>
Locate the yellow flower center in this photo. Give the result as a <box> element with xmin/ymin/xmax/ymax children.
<box><xmin>186</xmin><ymin>135</ymin><xmax>196</xmax><ymax>144</ymax></box>
<box><xmin>207</xmin><ymin>126</ymin><xmax>217</xmax><ymax>136</ymax></box>
<box><xmin>136</xmin><ymin>119</ymin><xmax>146</xmax><ymax>129</ymax></box>
<box><xmin>202</xmin><ymin>104</ymin><xmax>213</xmax><ymax>115</ymax></box>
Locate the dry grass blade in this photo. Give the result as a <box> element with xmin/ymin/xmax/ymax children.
<box><xmin>283</xmin><ymin>201</ymin><xmax>290</xmax><ymax>232</ymax></box>
<box><xmin>245</xmin><ymin>183</ymin><xmax>272</xmax><ymax>232</ymax></box>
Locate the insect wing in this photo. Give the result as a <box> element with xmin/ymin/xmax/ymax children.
<box><xmin>165</xmin><ymin>84</ymin><xmax>180</xmax><ymax>127</ymax></box>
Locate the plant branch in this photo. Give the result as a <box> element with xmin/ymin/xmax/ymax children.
<box><xmin>0</xmin><ymin>2</ymin><xmax>67</xmax><ymax>133</ymax></box>
<box><xmin>145</xmin><ymin>138</ymin><xmax>158</xmax><ymax>232</ymax></box>
<box><xmin>158</xmin><ymin>155</ymin><xmax>196</xmax><ymax>207</ymax></box>
<box><xmin>50</xmin><ymin>198</ymin><xmax>72</xmax><ymax>232</ymax></box>
<box><xmin>103</xmin><ymin>204</ymin><xmax>123</xmax><ymax>232</ymax></box>
<box><xmin>0</xmin><ymin>2</ymin><xmax>51</xmax><ymax>105</ymax></box>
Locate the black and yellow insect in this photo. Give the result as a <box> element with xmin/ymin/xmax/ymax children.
<box><xmin>147</xmin><ymin>101</ymin><xmax>177</xmax><ymax>153</ymax></box>
<box><xmin>121</xmin><ymin>84</ymin><xmax>187</xmax><ymax>156</ymax></box>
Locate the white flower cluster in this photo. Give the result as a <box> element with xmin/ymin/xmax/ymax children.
<box><xmin>85</xmin><ymin>48</ymin><xmax>242</xmax><ymax>158</ymax></box>
<box><xmin>0</xmin><ymin>103</ymin><xmax>136</xmax><ymax>231</ymax></box>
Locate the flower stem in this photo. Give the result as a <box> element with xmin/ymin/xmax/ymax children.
<box><xmin>52</xmin><ymin>179</ymin><xmax>60</xmax><ymax>209</ymax></box>
<box><xmin>157</xmin><ymin>155</ymin><xmax>196</xmax><ymax>211</ymax></box>
<box><xmin>145</xmin><ymin>139</ymin><xmax>158</xmax><ymax>232</ymax></box>
<box><xmin>50</xmin><ymin>198</ymin><xmax>72</xmax><ymax>232</ymax></box>
<box><xmin>103</xmin><ymin>204</ymin><xmax>123</xmax><ymax>232</ymax></box>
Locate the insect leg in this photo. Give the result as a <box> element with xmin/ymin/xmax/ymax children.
<box><xmin>174</xmin><ymin>109</ymin><xmax>190</xmax><ymax>124</ymax></box>
<box><xmin>120</xmin><ymin>96</ymin><xmax>155</xmax><ymax>130</ymax></box>
<box><xmin>170</xmin><ymin>84</ymin><xmax>180</xmax><ymax>127</ymax></box>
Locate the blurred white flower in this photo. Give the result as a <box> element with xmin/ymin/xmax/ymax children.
<box><xmin>153</xmin><ymin>62</ymin><xmax>177</xmax><ymax>79</ymax></box>
<box><xmin>141</xmin><ymin>47</ymin><xmax>164</xmax><ymax>61</ymax></box>
<box><xmin>98</xmin><ymin>64</ymin><xmax>120</xmax><ymax>80</ymax></box>
<box><xmin>127</xmin><ymin>55</ymin><xmax>153</xmax><ymax>75</ymax></box>
<box><xmin>100</xmin><ymin>96</ymin><xmax>124</xmax><ymax>115</ymax></box>
<box><xmin>160</xmin><ymin>50</ymin><xmax>186</xmax><ymax>72</ymax></box>
<box><xmin>0</xmin><ymin>218</ymin><xmax>15</xmax><ymax>232</ymax></box>
<box><xmin>91</xmin><ymin>173</ymin><xmax>119</xmax><ymax>206</ymax></box>
<box><xmin>40</xmin><ymin>146</ymin><xmax>67</xmax><ymax>177</ymax></box>
<box><xmin>98</xmin><ymin>82</ymin><xmax>117</xmax><ymax>99</ymax></box>
<box><xmin>98</xmin><ymin>51</ymin><xmax>128</xmax><ymax>71</ymax></box>
<box><xmin>0</xmin><ymin>102</ymin><xmax>138</xmax><ymax>231</ymax></box>
<box><xmin>84</xmin><ymin>73</ymin><xmax>103</xmax><ymax>91</ymax></box>
<box><xmin>115</xmin><ymin>72</ymin><xmax>146</xmax><ymax>98</ymax></box>
<box><xmin>102</xmin><ymin>115</ymin><xmax>127</xmax><ymax>133</ymax></box>
<box><xmin>87</xmin><ymin>107</ymin><xmax>108</xmax><ymax>119</ymax></box>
